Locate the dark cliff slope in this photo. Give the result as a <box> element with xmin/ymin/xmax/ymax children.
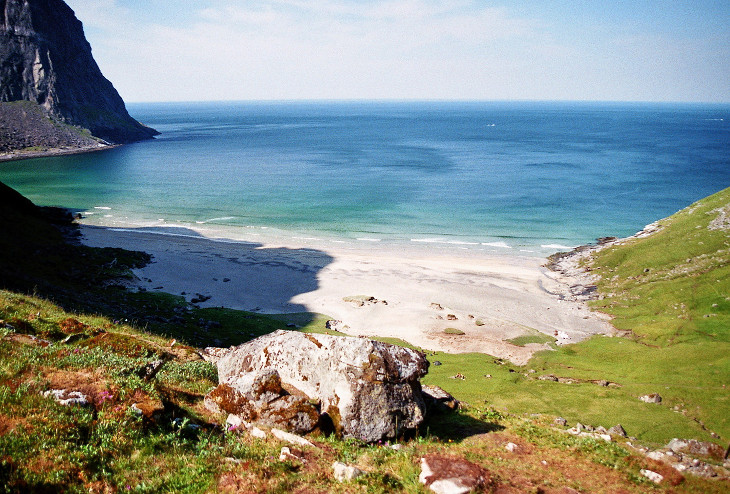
<box><xmin>0</xmin><ymin>0</ymin><xmax>158</xmax><ymax>144</ymax></box>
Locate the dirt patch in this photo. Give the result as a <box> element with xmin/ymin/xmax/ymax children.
<box><xmin>43</xmin><ymin>369</ymin><xmax>115</xmax><ymax>408</ymax></box>
<box><xmin>0</xmin><ymin>414</ymin><xmax>25</xmax><ymax>435</ymax></box>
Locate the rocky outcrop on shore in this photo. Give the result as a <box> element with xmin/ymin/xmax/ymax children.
<box><xmin>203</xmin><ymin>330</ymin><xmax>430</xmax><ymax>442</ymax></box>
<box><xmin>0</xmin><ymin>0</ymin><xmax>158</xmax><ymax>147</ymax></box>
<box><xmin>0</xmin><ymin>100</ymin><xmax>104</xmax><ymax>158</ymax></box>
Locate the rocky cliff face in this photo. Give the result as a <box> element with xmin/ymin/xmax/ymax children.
<box><xmin>0</xmin><ymin>0</ymin><xmax>157</xmax><ymax>143</ymax></box>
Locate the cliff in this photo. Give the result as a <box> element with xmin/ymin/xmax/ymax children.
<box><xmin>0</xmin><ymin>0</ymin><xmax>158</xmax><ymax>145</ymax></box>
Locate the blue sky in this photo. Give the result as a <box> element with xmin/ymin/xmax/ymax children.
<box><xmin>64</xmin><ymin>0</ymin><xmax>730</xmax><ymax>103</ymax></box>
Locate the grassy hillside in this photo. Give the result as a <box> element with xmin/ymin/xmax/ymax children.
<box><xmin>420</xmin><ymin>188</ymin><xmax>729</xmax><ymax>446</ymax></box>
<box><xmin>3</xmin><ymin>289</ymin><xmax>726</xmax><ymax>493</ymax></box>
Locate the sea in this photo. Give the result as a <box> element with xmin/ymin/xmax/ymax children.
<box><xmin>1</xmin><ymin>101</ymin><xmax>728</xmax><ymax>257</ymax></box>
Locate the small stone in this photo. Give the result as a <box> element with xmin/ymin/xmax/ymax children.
<box><xmin>554</xmin><ymin>417</ymin><xmax>568</xmax><ymax>427</ymax></box>
<box><xmin>639</xmin><ymin>393</ymin><xmax>662</xmax><ymax>403</ymax></box>
<box><xmin>332</xmin><ymin>461</ymin><xmax>365</xmax><ymax>482</ymax></box>
<box><xmin>279</xmin><ymin>447</ymin><xmax>304</xmax><ymax>462</ymax></box>
<box><xmin>226</xmin><ymin>414</ymin><xmax>244</xmax><ymax>430</ymax></box>
<box><xmin>250</xmin><ymin>427</ymin><xmax>267</xmax><ymax>439</ymax></box>
<box><xmin>505</xmin><ymin>442</ymin><xmax>518</xmax><ymax>452</ymax></box>
<box><xmin>271</xmin><ymin>428</ymin><xmax>315</xmax><ymax>447</ymax></box>
<box><xmin>43</xmin><ymin>389</ymin><xmax>89</xmax><ymax>407</ymax></box>
<box><xmin>433</xmin><ymin>361</ymin><xmax>442</xmax><ymax>366</ymax></box>
<box><xmin>608</xmin><ymin>424</ymin><xmax>627</xmax><ymax>437</ymax></box>
<box><xmin>391</xmin><ymin>444</ymin><xmax>404</xmax><ymax>451</ymax></box>
<box><xmin>647</xmin><ymin>451</ymin><xmax>665</xmax><ymax>461</ymax></box>
<box><xmin>599</xmin><ymin>434</ymin><xmax>612</xmax><ymax>442</ymax></box>
<box><xmin>640</xmin><ymin>469</ymin><xmax>664</xmax><ymax>484</ymax></box>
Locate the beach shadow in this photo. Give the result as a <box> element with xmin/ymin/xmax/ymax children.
<box><xmin>79</xmin><ymin>225</ymin><xmax>334</xmax><ymax>347</ymax></box>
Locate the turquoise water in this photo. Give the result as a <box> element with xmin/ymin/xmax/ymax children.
<box><xmin>1</xmin><ymin>101</ymin><xmax>728</xmax><ymax>255</ymax></box>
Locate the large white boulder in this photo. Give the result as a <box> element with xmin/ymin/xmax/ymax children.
<box><xmin>205</xmin><ymin>330</ymin><xmax>429</xmax><ymax>442</ymax></box>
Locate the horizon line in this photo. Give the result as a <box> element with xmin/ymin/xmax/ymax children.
<box><xmin>125</xmin><ymin>97</ymin><xmax>730</xmax><ymax>106</ymax></box>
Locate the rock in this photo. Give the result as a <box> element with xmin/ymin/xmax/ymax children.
<box><xmin>639</xmin><ymin>393</ymin><xmax>662</xmax><ymax>403</ymax></box>
<box><xmin>647</xmin><ymin>451</ymin><xmax>666</xmax><ymax>461</ymax></box>
<box><xmin>432</xmin><ymin>361</ymin><xmax>442</xmax><ymax>366</ymax></box>
<box><xmin>279</xmin><ymin>447</ymin><xmax>304</xmax><ymax>463</ymax></box>
<box><xmin>137</xmin><ymin>359</ymin><xmax>166</xmax><ymax>381</ymax></box>
<box><xmin>226</xmin><ymin>414</ymin><xmax>244</xmax><ymax>431</ymax></box>
<box><xmin>505</xmin><ymin>442</ymin><xmax>518</xmax><ymax>453</ymax></box>
<box><xmin>0</xmin><ymin>0</ymin><xmax>158</xmax><ymax>144</ymax></box>
<box><xmin>538</xmin><ymin>374</ymin><xmax>559</xmax><ymax>382</ymax></box>
<box><xmin>205</xmin><ymin>371</ymin><xmax>320</xmax><ymax>434</ymax></box>
<box><xmin>447</xmin><ymin>314</ymin><xmax>458</xmax><ymax>321</ymax></box>
<box><xmin>667</xmin><ymin>438</ymin><xmax>725</xmax><ymax>460</ymax></box>
<box><xmin>60</xmin><ymin>333</ymin><xmax>89</xmax><ymax>345</ymax></box>
<box><xmin>422</xmin><ymin>385</ymin><xmax>459</xmax><ymax>412</ymax></box>
<box><xmin>250</xmin><ymin>427</ymin><xmax>267</xmax><ymax>439</ymax></box>
<box><xmin>640</xmin><ymin>469</ymin><xmax>664</xmax><ymax>484</ymax></box>
<box><xmin>554</xmin><ymin>417</ymin><xmax>568</xmax><ymax>427</ymax></box>
<box><xmin>325</xmin><ymin>319</ymin><xmax>346</xmax><ymax>332</ymax></box>
<box><xmin>207</xmin><ymin>330</ymin><xmax>428</xmax><ymax>442</ymax></box>
<box><xmin>608</xmin><ymin>424</ymin><xmax>627</xmax><ymax>437</ymax></box>
<box><xmin>271</xmin><ymin>428</ymin><xmax>315</xmax><ymax>447</ymax></box>
<box><xmin>43</xmin><ymin>389</ymin><xmax>89</xmax><ymax>407</ymax></box>
<box><xmin>430</xmin><ymin>303</ymin><xmax>444</xmax><ymax>310</ymax></box>
<box><xmin>332</xmin><ymin>461</ymin><xmax>365</xmax><ymax>482</ymax></box>
<box><xmin>199</xmin><ymin>346</ymin><xmax>230</xmax><ymax>364</ymax></box>
<box><xmin>599</xmin><ymin>434</ymin><xmax>612</xmax><ymax>442</ymax></box>
<box><xmin>419</xmin><ymin>455</ymin><xmax>491</xmax><ymax>494</ymax></box>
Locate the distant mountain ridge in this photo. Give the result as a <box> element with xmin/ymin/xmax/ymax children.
<box><xmin>0</xmin><ymin>0</ymin><xmax>157</xmax><ymax>146</ymax></box>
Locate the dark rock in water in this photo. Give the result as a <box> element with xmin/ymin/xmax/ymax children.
<box><xmin>0</xmin><ymin>0</ymin><xmax>158</xmax><ymax>145</ymax></box>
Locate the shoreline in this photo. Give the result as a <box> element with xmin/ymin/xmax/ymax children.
<box><xmin>0</xmin><ymin>143</ymin><xmax>118</xmax><ymax>163</ymax></box>
<box><xmin>80</xmin><ymin>224</ymin><xmax>615</xmax><ymax>365</ymax></box>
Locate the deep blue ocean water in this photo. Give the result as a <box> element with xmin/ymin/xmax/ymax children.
<box><xmin>1</xmin><ymin>101</ymin><xmax>728</xmax><ymax>255</ymax></box>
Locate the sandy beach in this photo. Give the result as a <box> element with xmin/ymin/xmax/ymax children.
<box><xmin>80</xmin><ymin>225</ymin><xmax>614</xmax><ymax>365</ymax></box>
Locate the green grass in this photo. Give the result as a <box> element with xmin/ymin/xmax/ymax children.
<box><xmin>443</xmin><ymin>328</ymin><xmax>466</xmax><ymax>335</ymax></box>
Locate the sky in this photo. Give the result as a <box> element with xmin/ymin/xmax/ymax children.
<box><xmin>64</xmin><ymin>0</ymin><xmax>730</xmax><ymax>103</ymax></box>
